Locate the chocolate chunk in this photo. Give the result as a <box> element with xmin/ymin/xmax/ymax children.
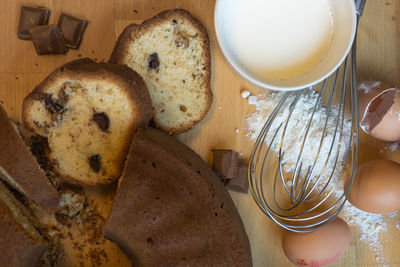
<box><xmin>92</xmin><ymin>112</ymin><xmax>110</xmax><ymax>132</ymax></box>
<box><xmin>57</xmin><ymin>88</ymin><xmax>69</xmax><ymax>106</ymax></box>
<box><xmin>27</xmin><ymin>25</ymin><xmax>68</xmax><ymax>55</ymax></box>
<box><xmin>148</xmin><ymin>53</ymin><xmax>160</xmax><ymax>70</ymax></box>
<box><xmin>179</xmin><ymin>105</ymin><xmax>187</xmax><ymax>112</ymax></box>
<box><xmin>224</xmin><ymin>163</ymin><xmax>249</xmax><ymax>194</ymax></box>
<box><xmin>89</xmin><ymin>154</ymin><xmax>101</xmax><ymax>173</ymax></box>
<box><xmin>30</xmin><ymin>135</ymin><xmax>50</xmax><ymax>170</ymax></box>
<box><xmin>17</xmin><ymin>6</ymin><xmax>50</xmax><ymax>40</ymax></box>
<box><xmin>175</xmin><ymin>37</ymin><xmax>189</xmax><ymax>48</ymax></box>
<box><xmin>57</xmin><ymin>13</ymin><xmax>88</xmax><ymax>49</ymax></box>
<box><xmin>44</xmin><ymin>93</ymin><xmax>64</xmax><ymax>114</ymax></box>
<box><xmin>212</xmin><ymin>149</ymin><xmax>238</xmax><ymax>178</ymax></box>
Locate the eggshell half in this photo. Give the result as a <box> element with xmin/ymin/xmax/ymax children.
<box><xmin>358</xmin><ymin>81</ymin><xmax>400</xmax><ymax>141</ymax></box>
<box><xmin>358</xmin><ymin>81</ymin><xmax>393</xmax><ymax>117</ymax></box>
<box><xmin>282</xmin><ymin>217</ymin><xmax>350</xmax><ymax>266</ymax></box>
<box><xmin>348</xmin><ymin>159</ymin><xmax>400</xmax><ymax>214</ymax></box>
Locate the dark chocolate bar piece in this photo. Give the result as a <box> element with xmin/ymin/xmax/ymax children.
<box><xmin>57</xmin><ymin>13</ymin><xmax>88</xmax><ymax>49</ymax></box>
<box><xmin>27</xmin><ymin>25</ymin><xmax>68</xmax><ymax>55</ymax></box>
<box><xmin>17</xmin><ymin>6</ymin><xmax>50</xmax><ymax>40</ymax></box>
<box><xmin>212</xmin><ymin>149</ymin><xmax>238</xmax><ymax>178</ymax></box>
<box><xmin>225</xmin><ymin>163</ymin><xmax>249</xmax><ymax>194</ymax></box>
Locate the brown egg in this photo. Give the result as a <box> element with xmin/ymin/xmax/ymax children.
<box><xmin>282</xmin><ymin>217</ymin><xmax>350</xmax><ymax>266</ymax></box>
<box><xmin>348</xmin><ymin>159</ymin><xmax>400</xmax><ymax>214</ymax></box>
<box><xmin>358</xmin><ymin>81</ymin><xmax>400</xmax><ymax>141</ymax></box>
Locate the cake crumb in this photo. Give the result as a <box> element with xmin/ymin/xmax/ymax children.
<box><xmin>218</xmin><ymin>106</ymin><xmax>222</xmax><ymax>110</ymax></box>
<box><xmin>235</xmin><ymin>128</ymin><xmax>240</xmax><ymax>134</ymax></box>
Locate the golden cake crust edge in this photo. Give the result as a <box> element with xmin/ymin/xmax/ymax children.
<box><xmin>22</xmin><ymin>58</ymin><xmax>154</xmax><ymax>186</ymax></box>
<box><xmin>109</xmin><ymin>8</ymin><xmax>213</xmax><ymax>134</ymax></box>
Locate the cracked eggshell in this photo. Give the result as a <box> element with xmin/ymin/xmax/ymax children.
<box><xmin>282</xmin><ymin>217</ymin><xmax>350</xmax><ymax>267</ymax></box>
<box><xmin>348</xmin><ymin>159</ymin><xmax>400</xmax><ymax>214</ymax></box>
<box><xmin>358</xmin><ymin>81</ymin><xmax>400</xmax><ymax>141</ymax></box>
<box><xmin>358</xmin><ymin>81</ymin><xmax>392</xmax><ymax>118</ymax></box>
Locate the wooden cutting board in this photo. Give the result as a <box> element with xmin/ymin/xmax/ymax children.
<box><xmin>1</xmin><ymin>0</ymin><xmax>400</xmax><ymax>266</ymax></box>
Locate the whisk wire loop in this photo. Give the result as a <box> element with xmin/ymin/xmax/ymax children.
<box><xmin>248</xmin><ymin>0</ymin><xmax>365</xmax><ymax>232</ymax></box>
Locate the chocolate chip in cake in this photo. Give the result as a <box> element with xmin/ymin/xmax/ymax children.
<box><xmin>30</xmin><ymin>135</ymin><xmax>50</xmax><ymax>170</ymax></box>
<box><xmin>44</xmin><ymin>93</ymin><xmax>64</xmax><ymax>114</ymax></box>
<box><xmin>58</xmin><ymin>88</ymin><xmax>69</xmax><ymax>106</ymax></box>
<box><xmin>148</xmin><ymin>53</ymin><xmax>160</xmax><ymax>70</ymax></box>
<box><xmin>89</xmin><ymin>154</ymin><xmax>101</xmax><ymax>173</ymax></box>
<box><xmin>175</xmin><ymin>36</ymin><xmax>189</xmax><ymax>48</ymax></box>
<box><xmin>92</xmin><ymin>112</ymin><xmax>110</xmax><ymax>132</ymax></box>
<box><xmin>179</xmin><ymin>105</ymin><xmax>187</xmax><ymax>112</ymax></box>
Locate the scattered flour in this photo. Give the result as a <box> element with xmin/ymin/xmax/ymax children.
<box><xmin>245</xmin><ymin>89</ymin><xmax>399</xmax><ymax>265</ymax></box>
<box><xmin>385</xmin><ymin>141</ymin><xmax>400</xmax><ymax>152</ymax></box>
<box><xmin>340</xmin><ymin>200</ymin><xmax>398</xmax><ymax>265</ymax></box>
<box><xmin>358</xmin><ymin>81</ymin><xmax>382</xmax><ymax>94</ymax></box>
<box><xmin>246</xmin><ymin>89</ymin><xmax>351</xmax><ymax>177</ymax></box>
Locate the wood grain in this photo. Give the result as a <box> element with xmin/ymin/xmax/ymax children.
<box><xmin>1</xmin><ymin>0</ymin><xmax>399</xmax><ymax>266</ymax></box>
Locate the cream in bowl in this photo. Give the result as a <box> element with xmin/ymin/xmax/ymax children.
<box><xmin>215</xmin><ymin>0</ymin><xmax>357</xmax><ymax>91</ymax></box>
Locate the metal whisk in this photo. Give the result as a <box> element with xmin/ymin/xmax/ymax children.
<box><xmin>249</xmin><ymin>0</ymin><xmax>366</xmax><ymax>232</ymax></box>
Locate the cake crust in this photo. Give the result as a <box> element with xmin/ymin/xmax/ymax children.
<box><xmin>0</xmin><ymin>202</ymin><xmax>48</xmax><ymax>267</ymax></box>
<box><xmin>104</xmin><ymin>127</ymin><xmax>252</xmax><ymax>266</ymax></box>
<box><xmin>109</xmin><ymin>9</ymin><xmax>212</xmax><ymax>134</ymax></box>
<box><xmin>0</xmin><ymin>105</ymin><xmax>59</xmax><ymax>211</ymax></box>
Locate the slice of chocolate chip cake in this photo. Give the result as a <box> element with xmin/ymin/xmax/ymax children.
<box><xmin>109</xmin><ymin>9</ymin><xmax>212</xmax><ymax>134</ymax></box>
<box><xmin>22</xmin><ymin>58</ymin><xmax>154</xmax><ymax>186</ymax></box>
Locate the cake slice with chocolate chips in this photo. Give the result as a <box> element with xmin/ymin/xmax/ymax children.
<box><xmin>22</xmin><ymin>58</ymin><xmax>154</xmax><ymax>186</ymax></box>
<box><xmin>109</xmin><ymin>9</ymin><xmax>212</xmax><ymax>134</ymax></box>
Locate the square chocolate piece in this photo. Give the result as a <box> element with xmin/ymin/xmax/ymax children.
<box><xmin>225</xmin><ymin>163</ymin><xmax>249</xmax><ymax>194</ymax></box>
<box><xmin>212</xmin><ymin>149</ymin><xmax>238</xmax><ymax>178</ymax></box>
<box><xmin>57</xmin><ymin>13</ymin><xmax>88</xmax><ymax>49</ymax></box>
<box><xmin>27</xmin><ymin>25</ymin><xmax>68</xmax><ymax>55</ymax></box>
<box><xmin>17</xmin><ymin>6</ymin><xmax>50</xmax><ymax>40</ymax></box>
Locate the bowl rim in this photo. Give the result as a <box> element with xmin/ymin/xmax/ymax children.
<box><xmin>214</xmin><ymin>0</ymin><xmax>357</xmax><ymax>91</ymax></box>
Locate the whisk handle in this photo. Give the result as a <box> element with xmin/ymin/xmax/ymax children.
<box><xmin>354</xmin><ymin>0</ymin><xmax>366</xmax><ymax>17</ymax></box>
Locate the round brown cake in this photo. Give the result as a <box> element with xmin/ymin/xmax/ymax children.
<box><xmin>104</xmin><ymin>127</ymin><xmax>252</xmax><ymax>266</ymax></box>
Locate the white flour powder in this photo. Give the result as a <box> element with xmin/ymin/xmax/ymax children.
<box><xmin>246</xmin><ymin>89</ymin><xmax>351</xmax><ymax>178</ymax></box>
<box><xmin>245</xmin><ymin>90</ymin><xmax>399</xmax><ymax>265</ymax></box>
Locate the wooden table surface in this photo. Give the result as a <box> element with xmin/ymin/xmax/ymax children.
<box><xmin>1</xmin><ymin>0</ymin><xmax>400</xmax><ymax>266</ymax></box>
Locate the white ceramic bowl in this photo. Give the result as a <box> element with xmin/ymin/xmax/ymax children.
<box><xmin>214</xmin><ymin>0</ymin><xmax>357</xmax><ymax>91</ymax></box>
